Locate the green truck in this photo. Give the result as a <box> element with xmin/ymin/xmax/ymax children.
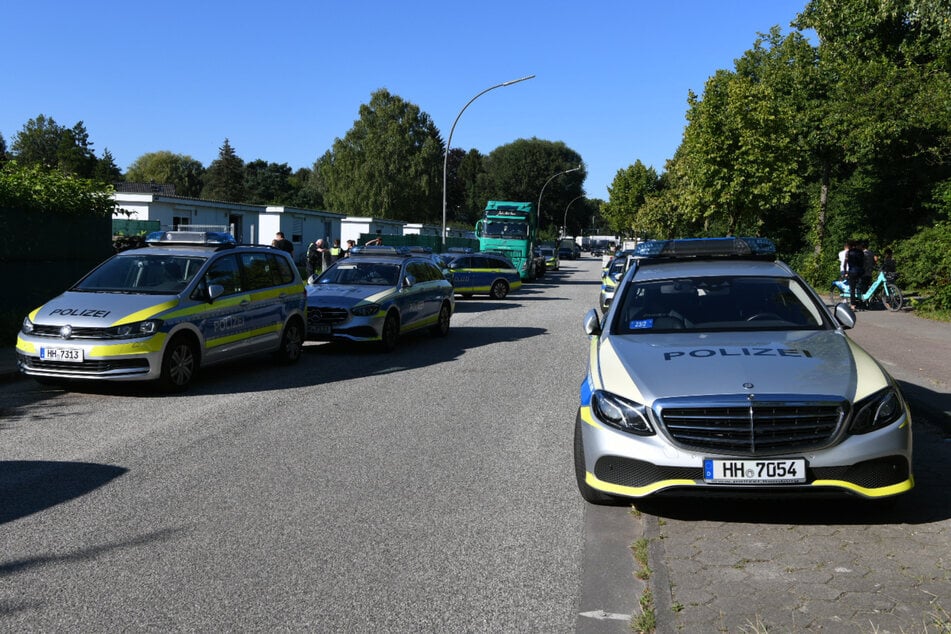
<box><xmin>475</xmin><ymin>201</ymin><xmax>546</xmax><ymax>281</ymax></box>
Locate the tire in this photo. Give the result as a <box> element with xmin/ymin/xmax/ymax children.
<box><xmin>430</xmin><ymin>302</ymin><xmax>451</xmax><ymax>337</ymax></box>
<box><xmin>379</xmin><ymin>311</ymin><xmax>400</xmax><ymax>352</ymax></box>
<box><xmin>883</xmin><ymin>283</ymin><xmax>903</xmax><ymax>311</ymax></box>
<box><xmin>489</xmin><ymin>279</ymin><xmax>509</xmax><ymax>300</ymax></box>
<box><xmin>573</xmin><ymin>416</ymin><xmax>622</xmax><ymax>505</ymax></box>
<box><xmin>158</xmin><ymin>334</ymin><xmax>198</xmax><ymax>392</ymax></box>
<box><xmin>274</xmin><ymin>318</ymin><xmax>304</xmax><ymax>364</ymax></box>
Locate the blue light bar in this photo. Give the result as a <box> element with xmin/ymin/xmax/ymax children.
<box><xmin>349</xmin><ymin>245</ymin><xmax>410</xmax><ymax>257</ymax></box>
<box><xmin>633</xmin><ymin>237</ymin><xmax>775</xmax><ymax>259</ymax></box>
<box><xmin>145</xmin><ymin>231</ymin><xmax>236</xmax><ymax>246</ymax></box>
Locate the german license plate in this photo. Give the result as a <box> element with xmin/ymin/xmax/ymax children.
<box><xmin>311</xmin><ymin>324</ymin><xmax>331</xmax><ymax>335</ymax></box>
<box><xmin>39</xmin><ymin>346</ymin><xmax>84</xmax><ymax>363</ymax></box>
<box><xmin>703</xmin><ymin>458</ymin><xmax>806</xmax><ymax>484</ymax></box>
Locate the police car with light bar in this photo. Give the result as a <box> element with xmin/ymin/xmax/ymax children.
<box><xmin>576</xmin><ymin>237</ymin><xmax>913</xmax><ymax>503</ymax></box>
<box><xmin>16</xmin><ymin>231</ymin><xmax>307</xmax><ymax>391</ymax></box>
<box><xmin>305</xmin><ymin>245</ymin><xmax>454</xmax><ymax>351</ymax></box>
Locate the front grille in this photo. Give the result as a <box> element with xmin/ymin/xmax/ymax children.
<box><xmin>813</xmin><ymin>456</ymin><xmax>909</xmax><ymax>489</ymax></box>
<box><xmin>595</xmin><ymin>456</ymin><xmax>701</xmax><ymax>488</ymax></box>
<box><xmin>18</xmin><ymin>353</ymin><xmax>150</xmax><ymax>375</ymax></box>
<box><xmin>307</xmin><ymin>307</ymin><xmax>349</xmax><ymax>327</ymax></box>
<box><xmin>657</xmin><ymin>397</ymin><xmax>845</xmax><ymax>455</ymax></box>
<box><xmin>30</xmin><ymin>325</ymin><xmax>116</xmax><ymax>339</ymax></box>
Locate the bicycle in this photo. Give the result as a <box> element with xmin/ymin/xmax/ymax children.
<box><xmin>829</xmin><ymin>270</ymin><xmax>904</xmax><ymax>311</ymax></box>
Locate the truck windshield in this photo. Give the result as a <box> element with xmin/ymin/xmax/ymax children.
<box><xmin>483</xmin><ymin>221</ymin><xmax>527</xmax><ymax>238</ymax></box>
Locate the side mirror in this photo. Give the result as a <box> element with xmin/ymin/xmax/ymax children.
<box><xmin>207</xmin><ymin>284</ymin><xmax>225</xmax><ymax>303</ymax></box>
<box><xmin>402</xmin><ymin>274</ymin><xmax>417</xmax><ymax>289</ymax></box>
<box><xmin>583</xmin><ymin>308</ymin><xmax>602</xmax><ymax>336</ymax></box>
<box><xmin>833</xmin><ymin>302</ymin><xmax>856</xmax><ymax>329</ymax></box>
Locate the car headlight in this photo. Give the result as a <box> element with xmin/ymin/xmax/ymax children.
<box><xmin>21</xmin><ymin>316</ymin><xmax>34</xmax><ymax>334</ymax></box>
<box><xmin>107</xmin><ymin>319</ymin><xmax>163</xmax><ymax>338</ymax></box>
<box><xmin>351</xmin><ymin>303</ymin><xmax>381</xmax><ymax>317</ymax></box>
<box><xmin>591</xmin><ymin>390</ymin><xmax>655</xmax><ymax>435</ymax></box>
<box><xmin>849</xmin><ymin>387</ymin><xmax>905</xmax><ymax>435</ymax></box>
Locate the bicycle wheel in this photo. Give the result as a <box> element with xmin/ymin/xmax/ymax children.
<box><xmin>883</xmin><ymin>283</ymin><xmax>903</xmax><ymax>311</ymax></box>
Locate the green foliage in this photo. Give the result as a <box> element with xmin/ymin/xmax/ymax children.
<box><xmin>602</xmin><ymin>161</ymin><xmax>659</xmax><ymax>235</ymax></box>
<box><xmin>126</xmin><ymin>150</ymin><xmax>205</xmax><ymax>197</ymax></box>
<box><xmin>11</xmin><ymin>115</ymin><xmax>102</xmax><ymax>178</ymax></box>
<box><xmin>0</xmin><ymin>161</ymin><xmax>115</xmax><ymax>217</ymax></box>
<box><xmin>244</xmin><ymin>159</ymin><xmax>295</xmax><ymax>205</ymax></box>
<box><xmin>477</xmin><ymin>138</ymin><xmax>585</xmax><ymax>234</ymax></box>
<box><xmin>201</xmin><ymin>138</ymin><xmax>246</xmax><ymax>202</ymax></box>
<box><xmin>319</xmin><ymin>89</ymin><xmax>444</xmax><ymax>222</ymax></box>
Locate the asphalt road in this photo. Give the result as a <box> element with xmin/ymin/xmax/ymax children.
<box><xmin>1</xmin><ymin>257</ymin><xmax>640</xmax><ymax>632</ymax></box>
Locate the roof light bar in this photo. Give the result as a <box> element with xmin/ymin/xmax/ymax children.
<box><xmin>145</xmin><ymin>231</ymin><xmax>236</xmax><ymax>246</ymax></box>
<box><xmin>349</xmin><ymin>245</ymin><xmax>410</xmax><ymax>257</ymax></box>
<box><xmin>633</xmin><ymin>237</ymin><xmax>776</xmax><ymax>259</ymax></box>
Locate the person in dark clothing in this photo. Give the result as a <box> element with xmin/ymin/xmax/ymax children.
<box><xmin>844</xmin><ymin>239</ymin><xmax>865</xmax><ymax>309</ymax></box>
<box><xmin>306</xmin><ymin>239</ymin><xmax>331</xmax><ymax>277</ymax></box>
<box><xmin>880</xmin><ymin>248</ymin><xmax>897</xmax><ymax>273</ymax></box>
<box><xmin>271</xmin><ymin>232</ymin><xmax>294</xmax><ymax>255</ymax></box>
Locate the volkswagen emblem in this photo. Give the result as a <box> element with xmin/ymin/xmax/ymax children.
<box><xmin>59</xmin><ymin>325</ymin><xmax>73</xmax><ymax>339</ymax></box>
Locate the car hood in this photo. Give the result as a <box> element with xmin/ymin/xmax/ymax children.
<box><xmin>306</xmin><ymin>284</ymin><xmax>391</xmax><ymax>306</ymax></box>
<box><xmin>596</xmin><ymin>329</ymin><xmax>888</xmax><ymax>404</ymax></box>
<box><xmin>29</xmin><ymin>291</ymin><xmax>181</xmax><ymax>327</ymax></box>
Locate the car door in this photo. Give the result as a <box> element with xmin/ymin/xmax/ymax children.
<box><xmin>236</xmin><ymin>251</ymin><xmax>289</xmax><ymax>354</ymax></box>
<box><xmin>197</xmin><ymin>253</ymin><xmax>256</xmax><ymax>364</ymax></box>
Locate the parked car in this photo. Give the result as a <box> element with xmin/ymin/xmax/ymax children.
<box><xmin>16</xmin><ymin>231</ymin><xmax>307</xmax><ymax>391</ymax></box>
<box><xmin>443</xmin><ymin>251</ymin><xmax>522</xmax><ymax>299</ymax></box>
<box><xmin>305</xmin><ymin>246</ymin><xmax>454</xmax><ymax>351</ymax></box>
<box><xmin>576</xmin><ymin>237</ymin><xmax>913</xmax><ymax>504</ymax></box>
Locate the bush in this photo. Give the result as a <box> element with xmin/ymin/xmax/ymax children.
<box><xmin>894</xmin><ymin>220</ymin><xmax>951</xmax><ymax>310</ymax></box>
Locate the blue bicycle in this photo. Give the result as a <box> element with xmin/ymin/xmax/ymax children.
<box><xmin>830</xmin><ymin>270</ymin><xmax>903</xmax><ymax>311</ymax></box>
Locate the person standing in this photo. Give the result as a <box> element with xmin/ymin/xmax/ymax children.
<box><xmin>837</xmin><ymin>241</ymin><xmax>849</xmax><ymax>277</ymax></box>
<box><xmin>844</xmin><ymin>239</ymin><xmax>865</xmax><ymax>310</ymax></box>
<box><xmin>330</xmin><ymin>239</ymin><xmax>343</xmax><ymax>262</ymax></box>
<box><xmin>861</xmin><ymin>241</ymin><xmax>877</xmax><ymax>295</ymax></box>
<box><xmin>271</xmin><ymin>231</ymin><xmax>294</xmax><ymax>255</ymax></box>
<box><xmin>307</xmin><ymin>238</ymin><xmax>330</xmax><ymax>277</ymax></box>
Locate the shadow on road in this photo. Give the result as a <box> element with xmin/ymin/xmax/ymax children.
<box><xmin>0</xmin><ymin>460</ymin><xmax>128</xmax><ymax>525</ymax></box>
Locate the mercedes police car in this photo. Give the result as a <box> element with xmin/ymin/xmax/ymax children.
<box><xmin>16</xmin><ymin>231</ymin><xmax>307</xmax><ymax>391</ymax></box>
<box><xmin>443</xmin><ymin>250</ymin><xmax>522</xmax><ymax>299</ymax></box>
<box><xmin>305</xmin><ymin>246</ymin><xmax>454</xmax><ymax>351</ymax></box>
<box><xmin>576</xmin><ymin>237</ymin><xmax>913</xmax><ymax>504</ymax></box>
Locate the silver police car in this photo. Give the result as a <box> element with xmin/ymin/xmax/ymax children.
<box><xmin>305</xmin><ymin>246</ymin><xmax>454</xmax><ymax>351</ymax></box>
<box><xmin>576</xmin><ymin>237</ymin><xmax>913</xmax><ymax>503</ymax></box>
<box><xmin>16</xmin><ymin>231</ymin><xmax>307</xmax><ymax>391</ymax></box>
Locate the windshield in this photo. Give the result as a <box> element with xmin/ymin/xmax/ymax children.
<box><xmin>74</xmin><ymin>254</ymin><xmax>205</xmax><ymax>294</ymax></box>
<box><xmin>482</xmin><ymin>220</ymin><xmax>528</xmax><ymax>238</ymax></box>
<box><xmin>612</xmin><ymin>276</ymin><xmax>827</xmax><ymax>334</ymax></box>
<box><xmin>317</xmin><ymin>261</ymin><xmax>402</xmax><ymax>286</ymax></box>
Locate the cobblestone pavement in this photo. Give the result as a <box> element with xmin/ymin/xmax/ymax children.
<box><xmin>638</xmin><ymin>310</ymin><xmax>951</xmax><ymax>633</ymax></box>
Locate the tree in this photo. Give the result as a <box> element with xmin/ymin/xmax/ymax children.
<box><xmin>126</xmin><ymin>151</ymin><xmax>205</xmax><ymax>197</ymax></box>
<box><xmin>201</xmin><ymin>139</ymin><xmax>246</xmax><ymax>202</ymax></box>
<box><xmin>94</xmin><ymin>148</ymin><xmax>123</xmax><ymax>183</ymax></box>
<box><xmin>477</xmin><ymin>137</ymin><xmax>586</xmax><ymax>234</ymax></box>
<box><xmin>244</xmin><ymin>159</ymin><xmax>295</xmax><ymax>205</ymax></box>
<box><xmin>12</xmin><ymin>115</ymin><xmax>68</xmax><ymax>171</ymax></box>
<box><xmin>0</xmin><ymin>132</ymin><xmax>7</xmax><ymax>167</ymax></box>
<box><xmin>603</xmin><ymin>161</ymin><xmax>660</xmax><ymax>235</ymax></box>
<box><xmin>318</xmin><ymin>89</ymin><xmax>444</xmax><ymax>221</ymax></box>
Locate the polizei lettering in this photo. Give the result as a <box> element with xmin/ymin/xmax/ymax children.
<box><xmin>663</xmin><ymin>347</ymin><xmax>813</xmax><ymax>361</ymax></box>
<box><xmin>49</xmin><ymin>308</ymin><xmax>111</xmax><ymax>318</ymax></box>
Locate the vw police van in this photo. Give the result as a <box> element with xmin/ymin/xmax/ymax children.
<box><xmin>16</xmin><ymin>231</ymin><xmax>307</xmax><ymax>391</ymax></box>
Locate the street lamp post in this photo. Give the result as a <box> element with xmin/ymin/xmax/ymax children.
<box><xmin>441</xmin><ymin>75</ymin><xmax>535</xmax><ymax>247</ymax></box>
<box><xmin>537</xmin><ymin>165</ymin><xmax>581</xmax><ymax>238</ymax></box>
<box><xmin>562</xmin><ymin>194</ymin><xmax>584</xmax><ymax>238</ymax></box>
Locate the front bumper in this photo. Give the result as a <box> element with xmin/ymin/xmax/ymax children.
<box><xmin>576</xmin><ymin>406</ymin><xmax>913</xmax><ymax>499</ymax></box>
<box><xmin>16</xmin><ymin>333</ymin><xmax>165</xmax><ymax>381</ymax></box>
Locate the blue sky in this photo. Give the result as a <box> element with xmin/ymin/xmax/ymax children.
<box><xmin>2</xmin><ymin>1</ymin><xmax>809</xmax><ymax>201</ymax></box>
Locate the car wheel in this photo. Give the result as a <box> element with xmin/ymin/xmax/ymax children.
<box><xmin>490</xmin><ymin>279</ymin><xmax>509</xmax><ymax>300</ymax></box>
<box><xmin>884</xmin><ymin>283</ymin><xmax>903</xmax><ymax>311</ymax></box>
<box><xmin>158</xmin><ymin>334</ymin><xmax>198</xmax><ymax>392</ymax></box>
<box><xmin>380</xmin><ymin>311</ymin><xmax>400</xmax><ymax>352</ymax></box>
<box><xmin>430</xmin><ymin>301</ymin><xmax>451</xmax><ymax>337</ymax></box>
<box><xmin>275</xmin><ymin>317</ymin><xmax>304</xmax><ymax>364</ymax></box>
<box><xmin>574</xmin><ymin>416</ymin><xmax>622</xmax><ymax>505</ymax></box>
